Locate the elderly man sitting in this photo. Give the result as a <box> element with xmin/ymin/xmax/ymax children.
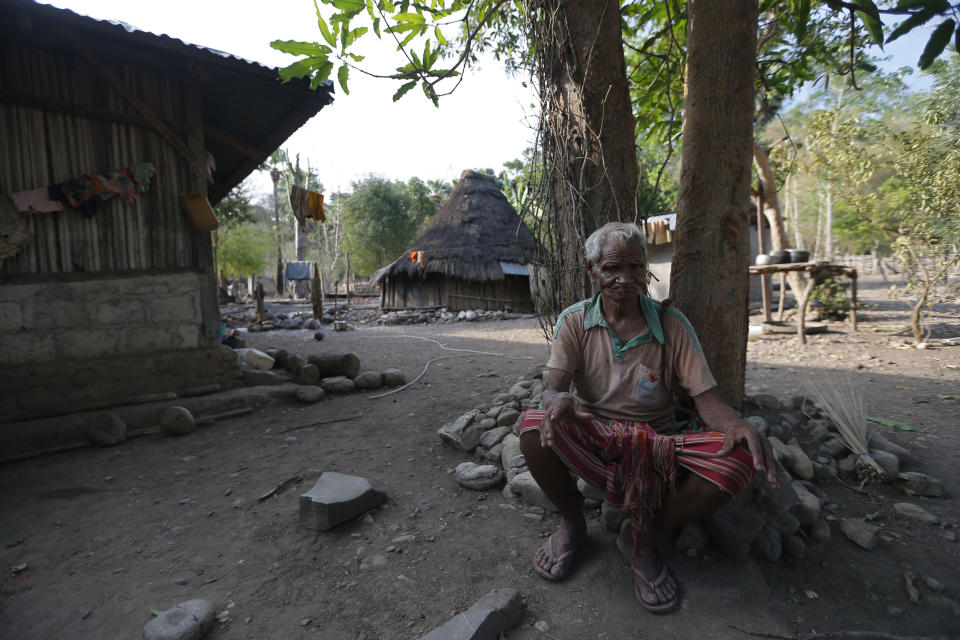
<box><xmin>519</xmin><ymin>222</ymin><xmax>777</xmax><ymax>613</ymax></box>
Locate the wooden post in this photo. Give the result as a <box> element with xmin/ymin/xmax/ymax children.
<box><xmin>255</xmin><ymin>282</ymin><xmax>265</xmax><ymax>324</ymax></box>
<box><xmin>776</xmin><ymin>272</ymin><xmax>786</xmax><ymax>321</ymax></box>
<box><xmin>183</xmin><ymin>61</ymin><xmax>219</xmax><ymax>344</ymax></box>
<box><xmin>849</xmin><ymin>270</ymin><xmax>858</xmax><ymax>331</ymax></box>
<box><xmin>797</xmin><ymin>275</ymin><xmax>816</xmax><ymax>345</ymax></box>
<box><xmin>311</xmin><ymin>262</ymin><xmax>322</xmax><ymax>320</ymax></box>
<box><xmin>345</xmin><ymin>253</ymin><xmax>351</xmax><ymax>306</ymax></box>
<box><xmin>757</xmin><ymin>189</ymin><xmax>772</xmax><ymax>323</ymax></box>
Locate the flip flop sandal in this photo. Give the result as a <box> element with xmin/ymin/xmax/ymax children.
<box><xmin>633</xmin><ymin>564</ymin><xmax>679</xmax><ymax>613</ymax></box>
<box><xmin>532</xmin><ymin>533</ymin><xmax>576</xmax><ymax>582</ymax></box>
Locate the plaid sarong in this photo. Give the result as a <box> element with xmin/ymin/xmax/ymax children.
<box><xmin>519</xmin><ymin>408</ymin><xmax>754</xmax><ymax>550</ymax></box>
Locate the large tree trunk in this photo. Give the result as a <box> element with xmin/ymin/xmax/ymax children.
<box><xmin>670</xmin><ymin>0</ymin><xmax>757</xmax><ymax>409</ymax></box>
<box><xmin>535</xmin><ymin>0</ymin><xmax>639</xmax><ymax>308</ymax></box>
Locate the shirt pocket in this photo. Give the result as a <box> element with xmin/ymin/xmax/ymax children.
<box><xmin>631</xmin><ymin>361</ymin><xmax>668</xmax><ymax>408</ymax></box>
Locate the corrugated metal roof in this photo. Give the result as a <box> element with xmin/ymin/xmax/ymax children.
<box><xmin>499</xmin><ymin>261</ymin><xmax>529</xmax><ymax>276</ymax></box>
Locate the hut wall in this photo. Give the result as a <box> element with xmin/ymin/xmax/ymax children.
<box><xmin>0</xmin><ymin>38</ymin><xmax>233</xmax><ymax>428</ymax></box>
<box><xmin>380</xmin><ymin>273</ymin><xmax>446</xmax><ymax>310</ymax></box>
<box><xmin>445</xmin><ymin>275</ymin><xmax>534</xmax><ymax>312</ymax></box>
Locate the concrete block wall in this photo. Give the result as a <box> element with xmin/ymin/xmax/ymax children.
<box><xmin>0</xmin><ymin>271</ymin><xmax>241</xmax><ymax>424</ymax></box>
<box><xmin>0</xmin><ymin>272</ymin><xmax>207</xmax><ymax>366</ymax></box>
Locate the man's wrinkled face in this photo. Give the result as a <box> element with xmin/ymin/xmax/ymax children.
<box><xmin>587</xmin><ymin>239</ymin><xmax>647</xmax><ymax>302</ymax></box>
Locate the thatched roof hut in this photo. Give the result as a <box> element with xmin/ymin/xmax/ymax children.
<box><xmin>375</xmin><ymin>170</ymin><xmax>539</xmax><ymax>312</ymax></box>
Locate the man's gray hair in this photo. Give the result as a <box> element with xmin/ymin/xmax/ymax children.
<box><xmin>584</xmin><ymin>222</ymin><xmax>647</xmax><ymax>264</ymax></box>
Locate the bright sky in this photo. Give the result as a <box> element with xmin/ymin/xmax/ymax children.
<box><xmin>43</xmin><ymin>0</ymin><xmax>539</xmax><ymax>197</ymax></box>
<box><xmin>44</xmin><ymin>1</ymin><xmax>933</xmax><ymax>199</ymax></box>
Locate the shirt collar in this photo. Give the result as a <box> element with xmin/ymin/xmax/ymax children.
<box><xmin>583</xmin><ymin>292</ymin><xmax>665</xmax><ymax>344</ymax></box>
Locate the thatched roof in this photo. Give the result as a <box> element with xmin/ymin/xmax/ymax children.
<box><xmin>375</xmin><ymin>170</ymin><xmax>540</xmax><ymax>283</ymax></box>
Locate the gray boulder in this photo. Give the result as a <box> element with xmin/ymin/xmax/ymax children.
<box><xmin>438</xmin><ymin>412</ymin><xmax>485</xmax><ymax>452</ymax></box>
<box><xmin>507</xmin><ymin>471</ymin><xmax>554</xmax><ymax>511</ymax></box>
<box><xmin>353</xmin><ymin>371</ymin><xmax>384</xmax><ymax>390</ymax></box>
<box><xmin>419</xmin><ymin>588</ymin><xmax>522</xmax><ymax>640</ymax></box>
<box><xmin>894</xmin><ymin>502</ymin><xmax>938</xmax><ymax>524</ymax></box>
<box><xmin>382</xmin><ymin>368</ymin><xmax>406</xmax><ymax>387</ymax></box>
<box><xmin>143</xmin><ymin>599</ymin><xmax>214</xmax><ymax>640</ymax></box>
<box><xmin>790</xmin><ymin>481</ymin><xmax>821</xmax><ymax>526</ymax></box>
<box><xmin>786</xmin><ymin>444</ymin><xmax>814</xmax><ymax>481</ymax></box>
<box><xmin>840</xmin><ymin>518</ymin><xmax>879</xmax><ymax>550</ymax></box>
<box><xmin>868</xmin><ymin>431</ymin><xmax>913</xmax><ymax>463</ymax></box>
<box><xmin>497</xmin><ymin>408</ymin><xmax>521</xmax><ymax>428</ymax></box>
<box><xmin>299</xmin><ymin>472</ymin><xmax>386</xmax><ymax>531</ymax></box>
<box><xmin>479</xmin><ymin>426</ymin><xmax>511</xmax><ymax>449</ymax></box>
<box><xmin>868</xmin><ymin>449</ymin><xmax>900</xmax><ymax>482</ymax></box>
<box><xmin>320</xmin><ymin>376</ymin><xmax>356</xmax><ymax>394</ymax></box>
<box><xmin>294</xmin><ymin>363</ymin><xmax>320</xmax><ymax>386</ymax></box>
<box><xmin>675</xmin><ymin>521</ymin><xmax>710</xmax><ymax>551</ymax></box>
<box><xmin>500</xmin><ymin>434</ymin><xmax>526</xmax><ymax>470</ymax></box>
<box><xmin>896</xmin><ymin>472</ymin><xmax>945</xmax><ymax>498</ymax></box>
<box><xmin>88</xmin><ymin>412</ymin><xmax>127</xmax><ymax>446</ymax></box>
<box><xmin>455</xmin><ymin>462</ymin><xmax>503</xmax><ymax>490</ymax></box>
<box><xmin>294</xmin><ymin>385</ymin><xmax>325</xmax><ymax>403</ymax></box>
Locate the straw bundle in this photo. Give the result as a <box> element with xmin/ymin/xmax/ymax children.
<box><xmin>806</xmin><ymin>373</ymin><xmax>885</xmax><ymax>485</ymax></box>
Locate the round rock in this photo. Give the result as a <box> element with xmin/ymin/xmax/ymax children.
<box><xmin>161</xmin><ymin>406</ymin><xmax>196</xmax><ymax>436</ymax></box>
<box><xmin>320</xmin><ymin>376</ymin><xmax>356</xmax><ymax>394</ymax></box>
<box><xmin>294</xmin><ymin>385</ymin><xmax>326</xmax><ymax>403</ymax></box>
<box><xmin>455</xmin><ymin>462</ymin><xmax>503</xmax><ymax>490</ymax></box>
<box><xmin>87</xmin><ymin>412</ymin><xmax>127</xmax><ymax>446</ymax></box>
<box><xmin>353</xmin><ymin>371</ymin><xmax>384</xmax><ymax>390</ymax></box>
<box><xmin>382</xmin><ymin>368</ymin><xmax>406</xmax><ymax>387</ymax></box>
<box><xmin>143</xmin><ymin>598</ymin><xmax>215</xmax><ymax>640</ymax></box>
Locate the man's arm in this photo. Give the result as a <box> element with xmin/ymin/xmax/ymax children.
<box><xmin>540</xmin><ymin>368</ymin><xmax>597</xmax><ymax>448</ymax></box>
<box><xmin>693</xmin><ymin>387</ymin><xmax>779</xmax><ymax>488</ymax></box>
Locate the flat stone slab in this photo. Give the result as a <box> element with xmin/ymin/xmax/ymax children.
<box><xmin>455</xmin><ymin>462</ymin><xmax>503</xmax><ymax>490</ymax></box>
<box><xmin>420</xmin><ymin>588</ymin><xmax>522</xmax><ymax>640</ymax></box>
<box><xmin>840</xmin><ymin>518</ymin><xmax>879</xmax><ymax>550</ymax></box>
<box><xmin>143</xmin><ymin>598</ymin><xmax>214</xmax><ymax>640</ymax></box>
<box><xmin>300</xmin><ymin>472</ymin><xmax>385</xmax><ymax>531</ymax></box>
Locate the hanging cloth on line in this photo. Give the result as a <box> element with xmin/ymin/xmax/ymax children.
<box><xmin>285</xmin><ymin>261</ymin><xmax>312</xmax><ymax>281</ymax></box>
<box><xmin>289</xmin><ymin>185</ymin><xmax>326</xmax><ymax>228</ymax></box>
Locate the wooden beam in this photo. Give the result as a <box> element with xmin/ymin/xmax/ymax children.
<box><xmin>204</xmin><ymin>122</ymin><xmax>266</xmax><ymax>161</ymax></box>
<box><xmin>63</xmin><ymin>30</ymin><xmax>196</xmax><ymax>164</ymax></box>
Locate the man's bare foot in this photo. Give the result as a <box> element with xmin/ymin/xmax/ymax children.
<box><xmin>533</xmin><ymin>517</ymin><xmax>586</xmax><ymax>581</ymax></box>
<box><xmin>616</xmin><ymin>521</ymin><xmax>679</xmax><ymax>613</ymax></box>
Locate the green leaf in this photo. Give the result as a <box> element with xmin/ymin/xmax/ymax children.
<box><xmin>918</xmin><ymin>19</ymin><xmax>955</xmax><ymax>69</ymax></box>
<box><xmin>886</xmin><ymin>10</ymin><xmax>938</xmax><ymax>44</ymax></box>
<box><xmin>867</xmin><ymin>416</ymin><xmax>922</xmax><ymax>432</ymax></box>
<box><xmin>366</xmin><ymin>0</ymin><xmax>376</xmax><ymax>21</ymax></box>
<box><xmin>373</xmin><ymin>17</ymin><xmax>381</xmax><ymax>37</ymax></box>
<box><xmin>269</xmin><ymin>40</ymin><xmax>323</xmax><ymax>57</ymax></box>
<box><xmin>392</xmin><ymin>80</ymin><xmax>417</xmax><ymax>101</ymax></box>
<box><xmin>394</xmin><ymin>11</ymin><xmax>425</xmax><ymax>24</ymax></box>
<box><xmin>337</xmin><ymin>64</ymin><xmax>350</xmax><ymax>95</ymax></box>
<box><xmin>345</xmin><ymin>26</ymin><xmax>368</xmax><ymax>46</ymax></box>
<box><xmin>331</xmin><ymin>0</ymin><xmax>364</xmax><ymax>11</ymax></box>
<box><xmin>792</xmin><ymin>0</ymin><xmax>811</xmax><ymax>41</ymax></box>
<box><xmin>379</xmin><ymin>0</ymin><xmax>395</xmax><ymax>10</ymax></box>
<box><xmin>316</xmin><ymin>10</ymin><xmax>338</xmax><ymax>47</ymax></box>
<box><xmin>434</xmin><ymin>26</ymin><xmax>447</xmax><ymax>46</ymax></box>
<box><xmin>278</xmin><ymin>56</ymin><xmax>327</xmax><ymax>81</ymax></box>
<box><xmin>314</xmin><ymin>60</ymin><xmax>335</xmax><ymax>82</ymax></box>
<box><xmin>854</xmin><ymin>1</ymin><xmax>884</xmax><ymax>47</ymax></box>
<box><xmin>422</xmin><ymin>82</ymin><xmax>438</xmax><ymax>107</ymax></box>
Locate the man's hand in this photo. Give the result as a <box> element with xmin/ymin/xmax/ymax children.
<box><xmin>716</xmin><ymin>418</ymin><xmax>779</xmax><ymax>489</ymax></box>
<box><xmin>541</xmin><ymin>390</ymin><xmax>596</xmax><ymax>448</ymax></box>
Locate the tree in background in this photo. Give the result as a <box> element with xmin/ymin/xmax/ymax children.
<box><xmin>215</xmin><ymin>222</ymin><xmax>273</xmax><ymax>286</ymax></box>
<box><xmin>340</xmin><ymin>175</ymin><xmax>430</xmax><ymax>276</ymax></box>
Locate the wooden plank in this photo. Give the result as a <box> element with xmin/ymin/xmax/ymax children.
<box><xmin>63</xmin><ymin>31</ymin><xmax>195</xmax><ymax>164</ymax></box>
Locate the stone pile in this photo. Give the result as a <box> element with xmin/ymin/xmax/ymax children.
<box><xmin>437</xmin><ymin>368</ymin><xmax>947</xmax><ymax>564</ymax></box>
<box><xmin>235</xmin><ymin>347</ymin><xmax>407</xmax><ymax>403</ymax></box>
<box><xmin>378</xmin><ymin>308</ymin><xmax>533</xmax><ymax>326</ymax></box>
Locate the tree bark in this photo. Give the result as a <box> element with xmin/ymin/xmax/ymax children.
<box><xmin>535</xmin><ymin>0</ymin><xmax>639</xmax><ymax>308</ymax></box>
<box><xmin>753</xmin><ymin>143</ymin><xmax>808</xmax><ymax>307</ymax></box>
<box><xmin>670</xmin><ymin>0</ymin><xmax>757</xmax><ymax>409</ymax></box>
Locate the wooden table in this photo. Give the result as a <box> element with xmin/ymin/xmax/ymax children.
<box><xmin>748</xmin><ymin>262</ymin><xmax>858</xmax><ymax>344</ymax></box>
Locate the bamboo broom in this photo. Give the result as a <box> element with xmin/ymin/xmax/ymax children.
<box><xmin>806</xmin><ymin>372</ymin><xmax>885</xmax><ymax>485</ymax></box>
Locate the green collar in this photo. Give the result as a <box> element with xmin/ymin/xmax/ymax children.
<box><xmin>582</xmin><ymin>293</ymin><xmax>664</xmax><ymax>360</ymax></box>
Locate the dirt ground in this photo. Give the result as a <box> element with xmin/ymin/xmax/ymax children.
<box><xmin>1</xmin><ymin>274</ymin><xmax>958</xmax><ymax>640</ymax></box>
